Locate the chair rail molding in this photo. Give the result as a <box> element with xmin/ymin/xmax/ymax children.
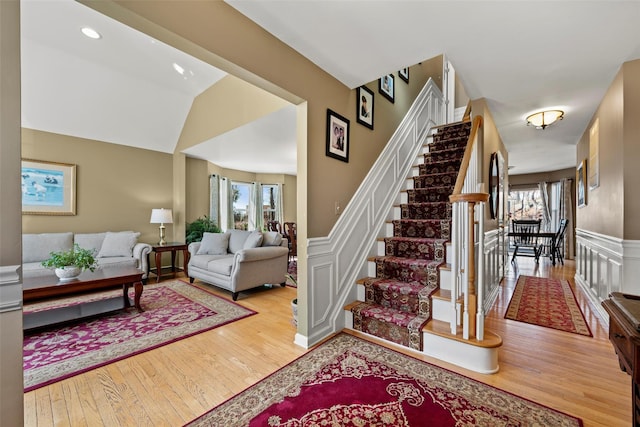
<box><xmin>0</xmin><ymin>264</ymin><xmax>22</xmax><ymax>313</ymax></box>
<box><xmin>575</xmin><ymin>227</ymin><xmax>640</xmax><ymax>322</ymax></box>
<box><xmin>303</xmin><ymin>79</ymin><xmax>444</xmax><ymax>347</ymax></box>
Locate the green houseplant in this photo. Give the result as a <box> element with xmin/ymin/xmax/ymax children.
<box><xmin>185</xmin><ymin>215</ymin><xmax>221</xmax><ymax>244</ymax></box>
<box><xmin>41</xmin><ymin>244</ymin><xmax>98</xmax><ymax>280</ymax></box>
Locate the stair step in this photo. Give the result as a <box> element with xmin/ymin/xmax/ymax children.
<box><xmin>423</xmin><ymin>319</ymin><xmax>502</xmax><ymax>348</ymax></box>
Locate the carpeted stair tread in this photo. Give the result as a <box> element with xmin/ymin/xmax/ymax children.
<box><xmin>418</xmin><ymin>160</ymin><xmax>462</xmax><ymax>175</ymax></box>
<box><xmin>413</xmin><ymin>172</ymin><xmax>458</xmax><ymax>189</ymax></box>
<box><xmin>391</xmin><ymin>219</ymin><xmax>450</xmax><ymax>239</ymax></box>
<box><xmin>400</xmin><ymin>202</ymin><xmax>452</xmax><ymax>220</ymax></box>
<box><xmin>350</xmin><ymin>301</ymin><xmax>430</xmax><ymax>350</ymax></box>
<box><xmin>423</xmin><ymin>146</ymin><xmax>466</xmax><ymax>164</ymax></box>
<box><xmin>383</xmin><ymin>237</ymin><xmax>446</xmax><ymax>260</ymax></box>
<box><xmin>407</xmin><ymin>186</ymin><xmax>454</xmax><ymax>203</ymax></box>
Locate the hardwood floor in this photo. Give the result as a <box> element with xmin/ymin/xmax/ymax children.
<box><xmin>24</xmin><ymin>259</ymin><xmax>631</xmax><ymax>426</ymax></box>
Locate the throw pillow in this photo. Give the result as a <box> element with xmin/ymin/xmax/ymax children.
<box><xmin>228</xmin><ymin>229</ymin><xmax>252</xmax><ymax>253</ymax></box>
<box><xmin>97</xmin><ymin>231</ymin><xmax>140</xmax><ymax>258</ymax></box>
<box><xmin>262</xmin><ymin>231</ymin><xmax>283</xmax><ymax>247</ymax></box>
<box><xmin>197</xmin><ymin>232</ymin><xmax>230</xmax><ymax>255</ymax></box>
<box><xmin>243</xmin><ymin>231</ymin><xmax>264</xmax><ymax>249</ymax></box>
<box><xmin>23</xmin><ymin>232</ymin><xmax>73</xmax><ymax>263</ymax></box>
<box><xmin>74</xmin><ymin>233</ymin><xmax>106</xmax><ymax>254</ymax></box>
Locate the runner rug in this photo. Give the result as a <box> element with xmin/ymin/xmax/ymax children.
<box><xmin>185</xmin><ymin>333</ymin><xmax>582</xmax><ymax>426</ymax></box>
<box><xmin>23</xmin><ymin>280</ymin><xmax>255</xmax><ymax>392</ymax></box>
<box><xmin>505</xmin><ymin>275</ymin><xmax>592</xmax><ymax>336</ymax></box>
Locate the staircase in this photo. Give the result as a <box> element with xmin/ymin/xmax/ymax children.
<box><xmin>345</xmin><ymin>120</ymin><xmax>471</xmax><ymax>351</ymax></box>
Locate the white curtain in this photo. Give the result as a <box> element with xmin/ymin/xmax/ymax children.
<box><xmin>561</xmin><ymin>178</ymin><xmax>575</xmax><ymax>259</ymax></box>
<box><xmin>249</xmin><ymin>181</ymin><xmax>263</xmax><ymax>231</ymax></box>
<box><xmin>219</xmin><ymin>177</ymin><xmax>234</xmax><ymax>231</ymax></box>
<box><xmin>209</xmin><ymin>174</ymin><xmax>220</xmax><ymax>227</ymax></box>
<box><xmin>538</xmin><ymin>181</ymin><xmax>551</xmax><ymax>231</ymax></box>
<box><xmin>275</xmin><ymin>183</ymin><xmax>284</xmax><ymax>224</ymax></box>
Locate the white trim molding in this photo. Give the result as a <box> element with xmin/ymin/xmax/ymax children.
<box><xmin>574</xmin><ymin>228</ymin><xmax>640</xmax><ymax>322</ymax></box>
<box><xmin>0</xmin><ymin>264</ymin><xmax>22</xmax><ymax>313</ymax></box>
<box><xmin>304</xmin><ymin>79</ymin><xmax>444</xmax><ymax>347</ymax></box>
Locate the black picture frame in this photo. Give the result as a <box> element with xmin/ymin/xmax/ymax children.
<box><xmin>488</xmin><ymin>152</ymin><xmax>499</xmax><ymax>220</ymax></box>
<box><xmin>577</xmin><ymin>159</ymin><xmax>587</xmax><ymax>207</ymax></box>
<box><xmin>399</xmin><ymin>68</ymin><xmax>409</xmax><ymax>83</ymax></box>
<box><xmin>379</xmin><ymin>74</ymin><xmax>395</xmax><ymax>103</ymax></box>
<box><xmin>326</xmin><ymin>109</ymin><xmax>350</xmax><ymax>163</ymax></box>
<box><xmin>356</xmin><ymin>86</ymin><xmax>374</xmax><ymax>130</ymax></box>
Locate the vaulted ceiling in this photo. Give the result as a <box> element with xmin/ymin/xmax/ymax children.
<box><xmin>21</xmin><ymin>0</ymin><xmax>640</xmax><ymax>176</ymax></box>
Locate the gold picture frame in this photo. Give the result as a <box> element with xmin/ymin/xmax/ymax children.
<box><xmin>21</xmin><ymin>159</ymin><xmax>76</xmax><ymax>215</ymax></box>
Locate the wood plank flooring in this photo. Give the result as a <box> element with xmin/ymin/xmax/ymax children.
<box><xmin>24</xmin><ymin>259</ymin><xmax>631</xmax><ymax>426</ymax></box>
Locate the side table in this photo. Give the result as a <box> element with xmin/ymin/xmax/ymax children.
<box><xmin>149</xmin><ymin>242</ymin><xmax>190</xmax><ymax>283</ymax></box>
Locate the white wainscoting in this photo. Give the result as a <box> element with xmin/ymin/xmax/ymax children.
<box><xmin>482</xmin><ymin>228</ymin><xmax>503</xmax><ymax>312</ymax></box>
<box><xmin>574</xmin><ymin>228</ymin><xmax>640</xmax><ymax>322</ymax></box>
<box><xmin>304</xmin><ymin>79</ymin><xmax>444</xmax><ymax>347</ymax></box>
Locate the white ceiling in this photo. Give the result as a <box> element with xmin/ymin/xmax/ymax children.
<box><xmin>20</xmin><ymin>0</ymin><xmax>297</xmax><ymax>175</ymax></box>
<box><xmin>21</xmin><ymin>1</ymin><xmax>640</xmax><ymax>177</ymax></box>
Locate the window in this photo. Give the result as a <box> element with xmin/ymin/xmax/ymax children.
<box><xmin>232</xmin><ymin>182</ymin><xmax>250</xmax><ymax>230</ymax></box>
<box><xmin>262</xmin><ymin>184</ymin><xmax>279</xmax><ymax>226</ymax></box>
<box><xmin>507</xmin><ymin>189</ymin><xmax>543</xmax><ymax>222</ymax></box>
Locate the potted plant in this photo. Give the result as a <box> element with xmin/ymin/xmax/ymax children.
<box><xmin>41</xmin><ymin>244</ymin><xmax>98</xmax><ymax>280</ymax></box>
<box><xmin>185</xmin><ymin>215</ymin><xmax>222</xmax><ymax>244</ymax></box>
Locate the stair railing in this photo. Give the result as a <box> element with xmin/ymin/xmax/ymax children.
<box><xmin>448</xmin><ymin>115</ymin><xmax>488</xmax><ymax>340</ymax></box>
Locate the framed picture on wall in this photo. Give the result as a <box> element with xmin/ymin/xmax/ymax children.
<box><xmin>577</xmin><ymin>159</ymin><xmax>587</xmax><ymax>208</ymax></box>
<box><xmin>326</xmin><ymin>109</ymin><xmax>350</xmax><ymax>163</ymax></box>
<box><xmin>399</xmin><ymin>68</ymin><xmax>409</xmax><ymax>83</ymax></box>
<box><xmin>379</xmin><ymin>74</ymin><xmax>395</xmax><ymax>103</ymax></box>
<box><xmin>356</xmin><ymin>86</ymin><xmax>374</xmax><ymax>130</ymax></box>
<box><xmin>21</xmin><ymin>159</ymin><xmax>77</xmax><ymax>215</ymax></box>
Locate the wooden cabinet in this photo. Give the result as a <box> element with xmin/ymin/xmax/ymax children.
<box><xmin>603</xmin><ymin>298</ymin><xmax>640</xmax><ymax>426</ymax></box>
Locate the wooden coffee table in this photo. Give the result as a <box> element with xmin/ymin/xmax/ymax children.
<box><xmin>23</xmin><ymin>266</ymin><xmax>144</xmax><ymax>331</ymax></box>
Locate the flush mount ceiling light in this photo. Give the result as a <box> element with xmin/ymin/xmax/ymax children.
<box><xmin>81</xmin><ymin>27</ymin><xmax>101</xmax><ymax>39</ymax></box>
<box><xmin>526</xmin><ymin>110</ymin><xmax>564</xmax><ymax>129</ymax></box>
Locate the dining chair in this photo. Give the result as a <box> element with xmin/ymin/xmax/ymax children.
<box><xmin>283</xmin><ymin>222</ymin><xmax>297</xmax><ymax>261</ymax></box>
<box><xmin>550</xmin><ymin>219</ymin><xmax>569</xmax><ymax>266</ymax></box>
<box><xmin>510</xmin><ymin>219</ymin><xmax>543</xmax><ymax>263</ymax></box>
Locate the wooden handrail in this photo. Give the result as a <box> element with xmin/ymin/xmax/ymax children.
<box><xmin>451</xmin><ymin>115</ymin><xmax>483</xmax><ymax>195</ymax></box>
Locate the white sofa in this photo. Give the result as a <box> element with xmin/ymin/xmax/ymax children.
<box><xmin>188</xmin><ymin>229</ymin><xmax>289</xmax><ymax>300</ymax></box>
<box><xmin>22</xmin><ymin>231</ymin><xmax>151</xmax><ymax>280</ymax></box>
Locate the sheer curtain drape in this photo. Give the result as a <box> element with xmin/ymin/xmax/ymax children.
<box><xmin>219</xmin><ymin>177</ymin><xmax>234</xmax><ymax>231</ymax></box>
<box><xmin>209</xmin><ymin>174</ymin><xmax>220</xmax><ymax>226</ymax></box>
<box><xmin>249</xmin><ymin>182</ymin><xmax>263</xmax><ymax>231</ymax></box>
<box><xmin>275</xmin><ymin>183</ymin><xmax>284</xmax><ymax>224</ymax></box>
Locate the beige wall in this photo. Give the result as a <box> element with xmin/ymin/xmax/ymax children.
<box><xmin>622</xmin><ymin>60</ymin><xmax>640</xmax><ymax>239</ymax></box>
<box><xmin>0</xmin><ymin>0</ymin><xmax>24</xmax><ymax>424</ymax></box>
<box><xmin>576</xmin><ymin>65</ymin><xmax>625</xmax><ymax>239</ymax></box>
<box><xmin>21</xmin><ymin>129</ymin><xmax>175</xmax><ymax>244</ymax></box>
<box><xmin>509</xmin><ymin>168</ymin><xmax>576</xmax><ymax>189</ymax></box>
<box><xmin>93</xmin><ymin>1</ymin><xmax>443</xmax><ymax>238</ymax></box>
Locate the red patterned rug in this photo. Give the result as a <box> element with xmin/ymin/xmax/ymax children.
<box><xmin>186</xmin><ymin>333</ymin><xmax>582</xmax><ymax>426</ymax></box>
<box><xmin>505</xmin><ymin>275</ymin><xmax>592</xmax><ymax>336</ymax></box>
<box><xmin>23</xmin><ymin>280</ymin><xmax>255</xmax><ymax>392</ymax></box>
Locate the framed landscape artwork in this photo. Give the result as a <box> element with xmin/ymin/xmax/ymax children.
<box><xmin>379</xmin><ymin>74</ymin><xmax>395</xmax><ymax>103</ymax></box>
<box><xmin>356</xmin><ymin>86</ymin><xmax>374</xmax><ymax>130</ymax></box>
<box><xmin>21</xmin><ymin>159</ymin><xmax>76</xmax><ymax>215</ymax></box>
<box><xmin>577</xmin><ymin>159</ymin><xmax>587</xmax><ymax>208</ymax></box>
<box><xmin>326</xmin><ymin>109</ymin><xmax>350</xmax><ymax>163</ymax></box>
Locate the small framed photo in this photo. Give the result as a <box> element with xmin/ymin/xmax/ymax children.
<box><xmin>356</xmin><ymin>86</ymin><xmax>374</xmax><ymax>130</ymax></box>
<box><xmin>326</xmin><ymin>109</ymin><xmax>350</xmax><ymax>163</ymax></box>
<box><xmin>379</xmin><ymin>74</ymin><xmax>395</xmax><ymax>103</ymax></box>
<box><xmin>399</xmin><ymin>68</ymin><xmax>409</xmax><ymax>83</ymax></box>
<box><xmin>577</xmin><ymin>159</ymin><xmax>587</xmax><ymax>208</ymax></box>
<box><xmin>22</xmin><ymin>159</ymin><xmax>77</xmax><ymax>215</ymax></box>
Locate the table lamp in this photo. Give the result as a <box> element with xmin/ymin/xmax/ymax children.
<box><xmin>150</xmin><ymin>208</ymin><xmax>173</xmax><ymax>245</ymax></box>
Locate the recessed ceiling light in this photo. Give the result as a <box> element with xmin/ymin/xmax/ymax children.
<box><xmin>81</xmin><ymin>27</ymin><xmax>101</xmax><ymax>39</ymax></box>
<box><xmin>173</xmin><ymin>63</ymin><xmax>185</xmax><ymax>75</ymax></box>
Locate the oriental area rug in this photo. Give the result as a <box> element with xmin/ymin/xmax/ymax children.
<box><xmin>185</xmin><ymin>333</ymin><xmax>582</xmax><ymax>427</ymax></box>
<box><xmin>23</xmin><ymin>280</ymin><xmax>255</xmax><ymax>392</ymax></box>
<box><xmin>505</xmin><ymin>275</ymin><xmax>592</xmax><ymax>337</ymax></box>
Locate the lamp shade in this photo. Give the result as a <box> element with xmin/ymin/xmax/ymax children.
<box><xmin>150</xmin><ymin>208</ymin><xmax>173</xmax><ymax>224</ymax></box>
